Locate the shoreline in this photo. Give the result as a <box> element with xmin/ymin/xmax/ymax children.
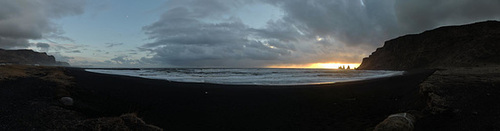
<box><xmin>83</xmin><ymin>68</ymin><xmax>406</xmax><ymax>86</ymax></box>
<box><xmin>66</xmin><ymin>67</ymin><xmax>435</xmax><ymax>130</ymax></box>
<box><xmin>0</xmin><ymin>66</ymin><xmax>436</xmax><ymax>130</ymax></box>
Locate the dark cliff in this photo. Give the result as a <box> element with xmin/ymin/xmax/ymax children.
<box><xmin>0</xmin><ymin>49</ymin><xmax>69</xmax><ymax>66</ymax></box>
<box><xmin>358</xmin><ymin>21</ymin><xmax>500</xmax><ymax>70</ymax></box>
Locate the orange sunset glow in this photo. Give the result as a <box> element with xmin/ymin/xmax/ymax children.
<box><xmin>268</xmin><ymin>62</ymin><xmax>360</xmax><ymax>69</ymax></box>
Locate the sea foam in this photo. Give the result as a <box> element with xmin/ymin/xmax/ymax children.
<box><xmin>85</xmin><ymin>68</ymin><xmax>403</xmax><ymax>85</ymax></box>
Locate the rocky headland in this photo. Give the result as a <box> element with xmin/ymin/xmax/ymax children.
<box><xmin>0</xmin><ymin>49</ymin><xmax>69</xmax><ymax>66</ymax></box>
<box><xmin>358</xmin><ymin>21</ymin><xmax>500</xmax><ymax>70</ymax></box>
<box><xmin>359</xmin><ymin>21</ymin><xmax>500</xmax><ymax>130</ymax></box>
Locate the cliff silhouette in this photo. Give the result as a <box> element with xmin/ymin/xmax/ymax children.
<box><xmin>0</xmin><ymin>49</ymin><xmax>69</xmax><ymax>66</ymax></box>
<box><xmin>358</xmin><ymin>21</ymin><xmax>500</xmax><ymax>70</ymax></box>
<box><xmin>360</xmin><ymin>21</ymin><xmax>500</xmax><ymax>130</ymax></box>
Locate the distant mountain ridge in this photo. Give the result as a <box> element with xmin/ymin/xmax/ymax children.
<box><xmin>0</xmin><ymin>49</ymin><xmax>69</xmax><ymax>66</ymax></box>
<box><xmin>358</xmin><ymin>20</ymin><xmax>500</xmax><ymax>70</ymax></box>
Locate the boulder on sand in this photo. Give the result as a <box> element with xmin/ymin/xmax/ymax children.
<box><xmin>374</xmin><ymin>113</ymin><xmax>417</xmax><ymax>131</ymax></box>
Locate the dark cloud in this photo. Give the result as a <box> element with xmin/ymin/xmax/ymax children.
<box><xmin>267</xmin><ymin>0</ymin><xmax>500</xmax><ymax>47</ymax></box>
<box><xmin>141</xmin><ymin>0</ymin><xmax>500</xmax><ymax>67</ymax></box>
<box><xmin>264</xmin><ymin>0</ymin><xmax>399</xmax><ymax>46</ymax></box>
<box><xmin>110</xmin><ymin>56</ymin><xmax>142</xmax><ymax>65</ymax></box>
<box><xmin>66</xmin><ymin>50</ymin><xmax>82</xmax><ymax>53</ymax></box>
<box><xmin>36</xmin><ymin>42</ymin><xmax>50</xmax><ymax>52</ymax></box>
<box><xmin>395</xmin><ymin>0</ymin><xmax>500</xmax><ymax>33</ymax></box>
<box><xmin>164</xmin><ymin>0</ymin><xmax>253</xmax><ymax>19</ymax></box>
<box><xmin>0</xmin><ymin>37</ymin><xmax>30</xmax><ymax>49</ymax></box>
<box><xmin>49</xmin><ymin>52</ymin><xmax>73</xmax><ymax>62</ymax></box>
<box><xmin>142</xmin><ymin>2</ymin><xmax>297</xmax><ymax>67</ymax></box>
<box><xmin>105</xmin><ymin>42</ymin><xmax>124</xmax><ymax>48</ymax></box>
<box><xmin>0</xmin><ymin>0</ymin><xmax>84</xmax><ymax>49</ymax></box>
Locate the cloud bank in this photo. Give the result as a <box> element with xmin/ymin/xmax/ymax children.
<box><xmin>140</xmin><ymin>0</ymin><xmax>500</xmax><ymax>67</ymax></box>
<box><xmin>0</xmin><ymin>0</ymin><xmax>85</xmax><ymax>49</ymax></box>
<box><xmin>2</xmin><ymin>0</ymin><xmax>498</xmax><ymax>68</ymax></box>
<box><xmin>142</xmin><ymin>0</ymin><xmax>300</xmax><ymax>67</ymax></box>
<box><xmin>395</xmin><ymin>0</ymin><xmax>500</xmax><ymax>33</ymax></box>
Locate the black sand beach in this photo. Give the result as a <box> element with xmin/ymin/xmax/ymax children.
<box><xmin>62</xmin><ymin>68</ymin><xmax>434</xmax><ymax>130</ymax></box>
<box><xmin>4</xmin><ymin>66</ymin><xmax>500</xmax><ymax>130</ymax></box>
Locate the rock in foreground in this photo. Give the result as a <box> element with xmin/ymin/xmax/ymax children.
<box><xmin>417</xmin><ymin>67</ymin><xmax>500</xmax><ymax>130</ymax></box>
<box><xmin>361</xmin><ymin>21</ymin><xmax>500</xmax><ymax>130</ymax></box>
<box><xmin>0</xmin><ymin>66</ymin><xmax>161</xmax><ymax>130</ymax></box>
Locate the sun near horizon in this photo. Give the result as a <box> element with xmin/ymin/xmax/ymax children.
<box><xmin>267</xmin><ymin>62</ymin><xmax>360</xmax><ymax>69</ymax></box>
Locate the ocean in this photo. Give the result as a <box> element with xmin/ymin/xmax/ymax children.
<box><xmin>85</xmin><ymin>68</ymin><xmax>403</xmax><ymax>85</ymax></box>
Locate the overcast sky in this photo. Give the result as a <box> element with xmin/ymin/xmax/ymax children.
<box><xmin>1</xmin><ymin>0</ymin><xmax>499</xmax><ymax>68</ymax></box>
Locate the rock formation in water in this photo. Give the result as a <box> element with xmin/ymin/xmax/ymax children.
<box><xmin>0</xmin><ymin>49</ymin><xmax>69</xmax><ymax>66</ymax></box>
<box><xmin>358</xmin><ymin>21</ymin><xmax>500</xmax><ymax>70</ymax></box>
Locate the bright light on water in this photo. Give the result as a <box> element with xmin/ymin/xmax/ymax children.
<box><xmin>86</xmin><ymin>68</ymin><xmax>403</xmax><ymax>85</ymax></box>
<box><xmin>268</xmin><ymin>63</ymin><xmax>360</xmax><ymax>69</ymax></box>
<box><xmin>307</xmin><ymin>63</ymin><xmax>360</xmax><ymax>69</ymax></box>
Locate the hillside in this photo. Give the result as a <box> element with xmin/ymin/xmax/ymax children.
<box><xmin>358</xmin><ymin>21</ymin><xmax>500</xmax><ymax>130</ymax></box>
<box><xmin>0</xmin><ymin>49</ymin><xmax>69</xmax><ymax>66</ymax></box>
<box><xmin>358</xmin><ymin>21</ymin><xmax>500</xmax><ymax>70</ymax></box>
